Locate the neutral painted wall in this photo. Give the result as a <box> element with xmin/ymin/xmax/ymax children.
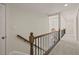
<box><xmin>6</xmin><ymin>4</ymin><xmax>79</xmax><ymax>55</ymax></box>
<box><xmin>78</xmin><ymin>9</ymin><xmax>79</xmax><ymax>41</ymax></box>
<box><xmin>60</xmin><ymin>8</ymin><xmax>78</xmax><ymax>41</ymax></box>
<box><xmin>6</xmin><ymin>4</ymin><xmax>49</xmax><ymax>54</ymax></box>
<box><xmin>49</xmin><ymin>8</ymin><xmax>79</xmax><ymax>55</ymax></box>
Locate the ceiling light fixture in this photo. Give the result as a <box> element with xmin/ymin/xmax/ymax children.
<box><xmin>64</xmin><ymin>4</ymin><xmax>68</xmax><ymax>7</ymax></box>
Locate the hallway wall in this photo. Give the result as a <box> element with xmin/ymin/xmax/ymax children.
<box><xmin>60</xmin><ymin>8</ymin><xmax>78</xmax><ymax>41</ymax></box>
<box><xmin>6</xmin><ymin>4</ymin><xmax>49</xmax><ymax>54</ymax></box>
<box><xmin>6</xmin><ymin>4</ymin><xmax>79</xmax><ymax>55</ymax></box>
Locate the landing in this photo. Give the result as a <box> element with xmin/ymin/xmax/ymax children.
<box><xmin>49</xmin><ymin>35</ymin><xmax>79</xmax><ymax>55</ymax></box>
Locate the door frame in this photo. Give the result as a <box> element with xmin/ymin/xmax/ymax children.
<box><xmin>0</xmin><ymin>3</ymin><xmax>7</xmax><ymax>55</ymax></box>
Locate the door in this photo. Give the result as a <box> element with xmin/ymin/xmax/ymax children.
<box><xmin>0</xmin><ymin>4</ymin><xmax>6</xmax><ymax>55</ymax></box>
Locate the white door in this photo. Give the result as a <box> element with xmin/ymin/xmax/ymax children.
<box><xmin>0</xmin><ymin>4</ymin><xmax>6</xmax><ymax>55</ymax></box>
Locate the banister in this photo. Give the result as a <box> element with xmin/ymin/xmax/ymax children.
<box><xmin>17</xmin><ymin>34</ymin><xmax>45</xmax><ymax>54</ymax></box>
<box><xmin>29</xmin><ymin>32</ymin><xmax>34</xmax><ymax>55</ymax></box>
<box><xmin>17</xmin><ymin>35</ymin><xmax>29</xmax><ymax>42</ymax></box>
<box><xmin>17</xmin><ymin>29</ymin><xmax>65</xmax><ymax>55</ymax></box>
<box><xmin>33</xmin><ymin>29</ymin><xmax>65</xmax><ymax>55</ymax></box>
<box><xmin>35</xmin><ymin>31</ymin><xmax>58</xmax><ymax>39</ymax></box>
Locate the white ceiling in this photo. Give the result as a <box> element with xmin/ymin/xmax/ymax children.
<box><xmin>8</xmin><ymin>3</ymin><xmax>79</xmax><ymax>15</ymax></box>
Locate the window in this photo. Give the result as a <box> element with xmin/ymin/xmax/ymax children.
<box><xmin>49</xmin><ymin>14</ymin><xmax>59</xmax><ymax>32</ymax></box>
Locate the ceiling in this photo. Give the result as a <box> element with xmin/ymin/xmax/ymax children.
<box><xmin>8</xmin><ymin>3</ymin><xmax>79</xmax><ymax>15</ymax></box>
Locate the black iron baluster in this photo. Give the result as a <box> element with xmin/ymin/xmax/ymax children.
<box><xmin>40</xmin><ymin>37</ymin><xmax>42</xmax><ymax>55</ymax></box>
<box><xmin>38</xmin><ymin>38</ymin><xmax>39</xmax><ymax>55</ymax></box>
<box><xmin>44</xmin><ymin>35</ymin><xmax>47</xmax><ymax>51</ymax></box>
<box><xmin>35</xmin><ymin>39</ymin><xmax>37</xmax><ymax>55</ymax></box>
<box><xmin>41</xmin><ymin>37</ymin><xmax>43</xmax><ymax>54</ymax></box>
<box><xmin>39</xmin><ymin>37</ymin><xmax>41</xmax><ymax>55</ymax></box>
<box><xmin>52</xmin><ymin>33</ymin><xmax>54</xmax><ymax>45</ymax></box>
<box><xmin>47</xmin><ymin>35</ymin><xmax>49</xmax><ymax>50</ymax></box>
<box><xmin>43</xmin><ymin>37</ymin><xmax>44</xmax><ymax>54</ymax></box>
<box><xmin>54</xmin><ymin>32</ymin><xmax>55</xmax><ymax>42</ymax></box>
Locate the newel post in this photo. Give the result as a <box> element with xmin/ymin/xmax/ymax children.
<box><xmin>29</xmin><ymin>32</ymin><xmax>34</xmax><ymax>55</ymax></box>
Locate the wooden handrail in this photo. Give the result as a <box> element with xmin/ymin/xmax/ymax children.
<box><xmin>35</xmin><ymin>31</ymin><xmax>58</xmax><ymax>39</ymax></box>
<box><xmin>32</xmin><ymin>29</ymin><xmax>65</xmax><ymax>55</ymax></box>
<box><xmin>17</xmin><ymin>35</ymin><xmax>29</xmax><ymax>42</ymax></box>
<box><xmin>44</xmin><ymin>29</ymin><xmax>65</xmax><ymax>54</ymax></box>
<box><xmin>29</xmin><ymin>30</ymin><xmax>59</xmax><ymax>55</ymax></box>
<box><xmin>17</xmin><ymin>35</ymin><xmax>46</xmax><ymax>53</ymax></box>
<box><xmin>17</xmin><ymin>29</ymin><xmax>65</xmax><ymax>55</ymax></box>
<box><xmin>35</xmin><ymin>29</ymin><xmax>65</xmax><ymax>39</ymax></box>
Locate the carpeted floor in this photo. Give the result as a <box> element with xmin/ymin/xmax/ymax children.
<box><xmin>49</xmin><ymin>35</ymin><xmax>79</xmax><ymax>55</ymax></box>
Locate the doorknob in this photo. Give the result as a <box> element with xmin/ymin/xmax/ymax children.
<box><xmin>1</xmin><ymin>37</ymin><xmax>5</xmax><ymax>39</ymax></box>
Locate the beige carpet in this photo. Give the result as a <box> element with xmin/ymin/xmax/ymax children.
<box><xmin>49</xmin><ymin>35</ymin><xmax>79</xmax><ymax>55</ymax></box>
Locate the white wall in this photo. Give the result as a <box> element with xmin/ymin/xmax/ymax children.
<box><xmin>6</xmin><ymin>4</ymin><xmax>79</xmax><ymax>55</ymax></box>
<box><xmin>49</xmin><ymin>8</ymin><xmax>79</xmax><ymax>55</ymax></box>
<box><xmin>60</xmin><ymin>8</ymin><xmax>78</xmax><ymax>41</ymax></box>
<box><xmin>76</xmin><ymin>8</ymin><xmax>79</xmax><ymax>41</ymax></box>
<box><xmin>6</xmin><ymin>4</ymin><xmax>49</xmax><ymax>54</ymax></box>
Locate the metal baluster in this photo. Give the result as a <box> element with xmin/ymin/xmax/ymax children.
<box><xmin>41</xmin><ymin>37</ymin><xmax>43</xmax><ymax>54</ymax></box>
<box><xmin>54</xmin><ymin>32</ymin><xmax>56</xmax><ymax>44</ymax></box>
<box><xmin>47</xmin><ymin>35</ymin><xmax>49</xmax><ymax>50</ymax></box>
<box><xmin>52</xmin><ymin>33</ymin><xmax>54</xmax><ymax>45</ymax></box>
<box><xmin>38</xmin><ymin>38</ymin><xmax>40</xmax><ymax>55</ymax></box>
<box><xmin>50</xmin><ymin>34</ymin><xmax>51</xmax><ymax>47</ymax></box>
<box><xmin>56</xmin><ymin>32</ymin><xmax>58</xmax><ymax>41</ymax></box>
<box><xmin>39</xmin><ymin>37</ymin><xmax>42</xmax><ymax>55</ymax></box>
<box><xmin>55</xmin><ymin>32</ymin><xmax>58</xmax><ymax>42</ymax></box>
<box><xmin>51</xmin><ymin>34</ymin><xmax>53</xmax><ymax>47</ymax></box>
<box><xmin>38</xmin><ymin>38</ymin><xmax>39</xmax><ymax>55</ymax></box>
<box><xmin>39</xmin><ymin>38</ymin><xmax>41</xmax><ymax>55</ymax></box>
<box><xmin>49</xmin><ymin>34</ymin><xmax>52</xmax><ymax>46</ymax></box>
<box><xmin>46</xmin><ymin>35</ymin><xmax>48</xmax><ymax>50</ymax></box>
<box><xmin>33</xmin><ymin>40</ymin><xmax>35</xmax><ymax>55</ymax></box>
<box><xmin>48</xmin><ymin>35</ymin><xmax>50</xmax><ymax>48</ymax></box>
<box><xmin>43</xmin><ymin>37</ymin><xmax>44</xmax><ymax>54</ymax></box>
<box><xmin>45</xmin><ymin>35</ymin><xmax>47</xmax><ymax>50</ymax></box>
<box><xmin>35</xmin><ymin>39</ymin><xmax>37</xmax><ymax>55</ymax></box>
<box><xmin>56</xmin><ymin>32</ymin><xmax>58</xmax><ymax>42</ymax></box>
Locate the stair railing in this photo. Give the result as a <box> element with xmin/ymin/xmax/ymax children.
<box><xmin>17</xmin><ymin>29</ymin><xmax>65</xmax><ymax>55</ymax></box>
<box><xmin>29</xmin><ymin>29</ymin><xmax>65</xmax><ymax>55</ymax></box>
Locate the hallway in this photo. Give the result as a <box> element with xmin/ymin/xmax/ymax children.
<box><xmin>0</xmin><ymin>3</ymin><xmax>79</xmax><ymax>55</ymax></box>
